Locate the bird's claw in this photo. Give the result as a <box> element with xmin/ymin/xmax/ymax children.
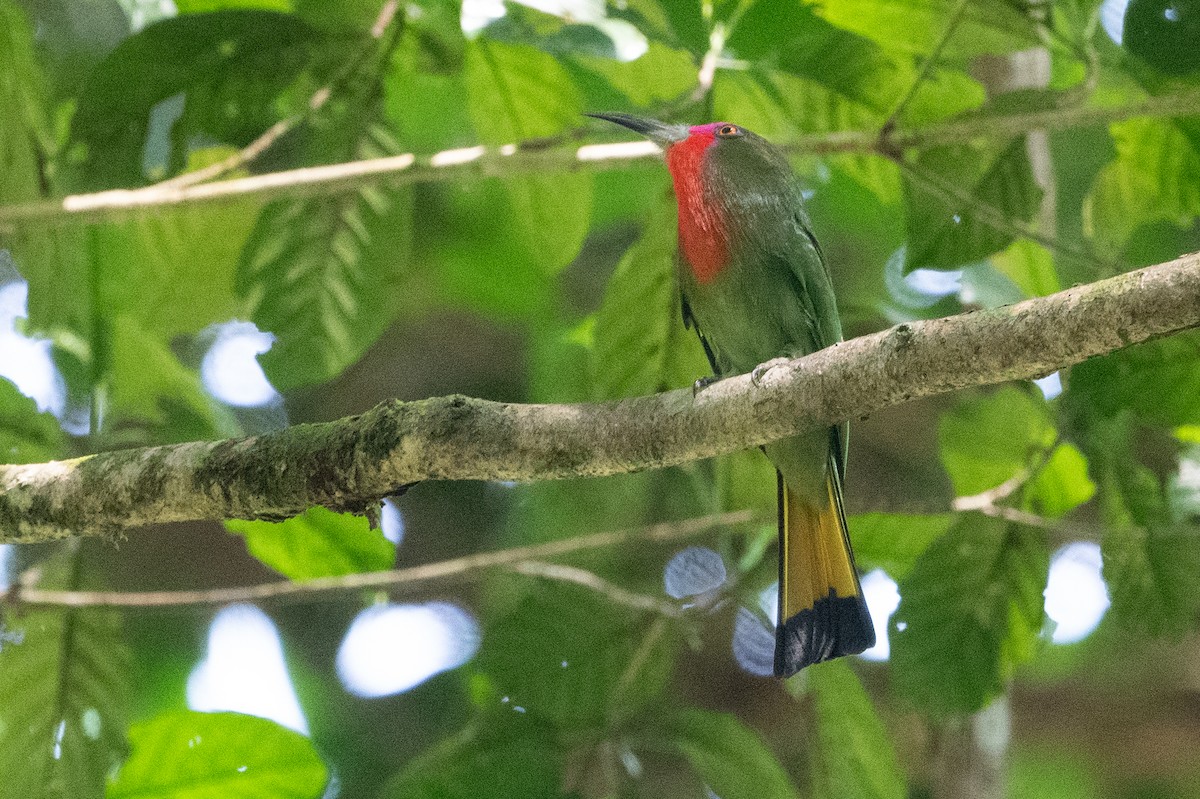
<box><xmin>751</xmin><ymin>357</ymin><xmax>792</xmax><ymax>387</ymax></box>
<box><xmin>692</xmin><ymin>375</ymin><xmax>719</xmax><ymax>396</ymax></box>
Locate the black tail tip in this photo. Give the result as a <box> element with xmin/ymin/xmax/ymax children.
<box><xmin>774</xmin><ymin>591</ymin><xmax>875</xmax><ymax>677</ymax></box>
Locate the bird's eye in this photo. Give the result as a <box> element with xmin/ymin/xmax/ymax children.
<box><xmin>716</xmin><ymin>124</ymin><xmax>742</xmax><ymax>138</ymax></box>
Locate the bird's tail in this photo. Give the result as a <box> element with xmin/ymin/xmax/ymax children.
<box><xmin>774</xmin><ymin>461</ymin><xmax>875</xmax><ymax>676</ymax></box>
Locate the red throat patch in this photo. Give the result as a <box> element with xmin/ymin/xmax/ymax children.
<box><xmin>666</xmin><ymin>129</ymin><xmax>728</xmax><ymax>284</ymax></box>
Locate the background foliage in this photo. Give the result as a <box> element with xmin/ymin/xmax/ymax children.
<box><xmin>2</xmin><ymin>0</ymin><xmax>1200</xmax><ymax>797</ymax></box>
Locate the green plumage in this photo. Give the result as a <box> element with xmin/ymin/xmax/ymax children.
<box><xmin>589</xmin><ymin>113</ymin><xmax>874</xmax><ymax>675</ymax></box>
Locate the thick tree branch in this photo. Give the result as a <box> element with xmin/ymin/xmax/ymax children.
<box><xmin>1</xmin><ymin>88</ymin><xmax>1198</xmax><ymax>228</ymax></box>
<box><xmin>1</xmin><ymin>252</ymin><xmax>1198</xmax><ymax>543</ymax></box>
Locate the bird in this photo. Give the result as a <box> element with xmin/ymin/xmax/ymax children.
<box><xmin>587</xmin><ymin>113</ymin><xmax>874</xmax><ymax>676</ymax></box>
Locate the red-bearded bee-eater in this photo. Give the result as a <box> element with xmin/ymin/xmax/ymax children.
<box><xmin>588</xmin><ymin>113</ymin><xmax>875</xmax><ymax>676</ymax></box>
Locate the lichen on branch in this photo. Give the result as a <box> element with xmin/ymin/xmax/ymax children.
<box><xmin>1</xmin><ymin>252</ymin><xmax>1198</xmax><ymax>543</ymax></box>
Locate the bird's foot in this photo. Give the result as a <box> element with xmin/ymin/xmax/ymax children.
<box><xmin>751</xmin><ymin>357</ymin><xmax>792</xmax><ymax>387</ymax></box>
<box><xmin>692</xmin><ymin>375</ymin><xmax>719</xmax><ymax>396</ymax></box>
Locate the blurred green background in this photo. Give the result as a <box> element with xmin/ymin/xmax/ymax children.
<box><xmin>2</xmin><ymin>0</ymin><xmax>1200</xmax><ymax>797</ymax></box>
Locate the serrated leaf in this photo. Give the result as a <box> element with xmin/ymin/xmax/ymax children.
<box><xmin>990</xmin><ymin>238</ymin><xmax>1061</xmax><ymax>297</ymax></box>
<box><xmin>890</xmin><ymin>515</ymin><xmax>1049</xmax><ymax>717</ymax></box>
<box><xmin>225</xmin><ymin>506</ymin><xmax>395</xmax><ymax>580</ymax></box>
<box><xmin>108</xmin><ymin>711</ymin><xmax>327</xmax><ymax>799</ymax></box>
<box><xmin>0</xmin><ymin>377</ymin><xmax>65</xmax><ymax>463</ymax></box>
<box><xmin>381</xmin><ymin>719</ymin><xmax>563</xmax><ymax>799</ymax></box>
<box><xmin>237</xmin><ymin>132</ymin><xmax>413</xmax><ymax>392</ymax></box>
<box><xmin>848</xmin><ymin>512</ymin><xmax>955</xmax><ymax>580</ymax></box>
<box><xmin>0</xmin><ymin>557</ymin><xmax>131</xmax><ymax>799</ymax></box>
<box><xmin>810</xmin><ymin>0</ymin><xmax>1038</xmax><ymax>57</ymax></box>
<box><xmin>1085</xmin><ymin>118</ymin><xmax>1200</xmax><ymax>250</ymax></box>
<box><xmin>939</xmin><ymin>386</ymin><xmax>1055</xmax><ymax>497</ymax></box>
<box><xmin>904</xmin><ymin>138</ymin><xmax>1042</xmax><ymax>271</ymax></box>
<box><xmin>1025</xmin><ymin>443</ymin><xmax>1096</xmax><ymax>518</ymax></box>
<box><xmin>464</xmin><ymin>39</ymin><xmax>591</xmax><ymax>273</ymax></box>
<box><xmin>657</xmin><ymin>708</ymin><xmax>801</xmax><ymax>799</ymax></box>
<box><xmin>804</xmin><ymin>660</ymin><xmax>905</xmax><ymax>799</ymax></box>
<box><xmin>475</xmin><ymin>581</ymin><xmax>677</xmax><ymax>728</ymax></box>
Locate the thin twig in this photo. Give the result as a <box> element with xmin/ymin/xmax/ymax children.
<box><xmin>153</xmin><ymin>0</ymin><xmax>403</xmax><ymax>191</ymax></box>
<box><xmin>3</xmin><ymin>511</ymin><xmax>753</xmax><ymax>608</ymax></box>
<box><xmin>3</xmin><ymin>88</ymin><xmax>1200</xmax><ymax>228</ymax></box>
<box><xmin>894</xmin><ymin>156</ymin><xmax>1114</xmax><ymax>271</ymax></box>
<box><xmin>884</xmin><ymin>0</ymin><xmax>973</xmax><ymax>129</ymax></box>
<box><xmin>510</xmin><ymin>561</ymin><xmax>681</xmax><ymax>617</ymax></box>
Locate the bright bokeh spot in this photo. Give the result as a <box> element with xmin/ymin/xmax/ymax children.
<box><xmin>858</xmin><ymin>569</ymin><xmax>902</xmax><ymax>661</ymax></box>
<box><xmin>907</xmin><ymin>267</ymin><xmax>963</xmax><ymax>298</ymax></box>
<box><xmin>0</xmin><ymin>280</ymin><xmax>65</xmax><ymax>416</ymax></box>
<box><xmin>663</xmin><ymin>546</ymin><xmax>727</xmax><ymax>600</ymax></box>
<box><xmin>1101</xmin><ymin>0</ymin><xmax>1131</xmax><ymax>42</ymax></box>
<box><xmin>731</xmin><ymin>606</ymin><xmax>775</xmax><ymax>677</ymax></box>
<box><xmin>336</xmin><ymin>602</ymin><xmax>480</xmax><ymax>697</ymax></box>
<box><xmin>1045</xmin><ymin>542</ymin><xmax>1110</xmax><ymax>644</ymax></box>
<box><xmin>1034</xmin><ymin>371</ymin><xmax>1063</xmax><ymax>400</ymax></box>
<box><xmin>200</xmin><ymin>321</ymin><xmax>279</xmax><ymax>407</ymax></box>
<box><xmin>187</xmin><ymin>604</ymin><xmax>309</xmax><ymax>735</ymax></box>
<box><xmin>381</xmin><ymin>498</ymin><xmax>405</xmax><ymax>545</ymax></box>
<box><xmin>0</xmin><ymin>544</ymin><xmax>11</xmax><ymax>592</ymax></box>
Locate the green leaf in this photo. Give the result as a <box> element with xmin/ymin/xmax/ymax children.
<box><xmin>1025</xmin><ymin>443</ymin><xmax>1096</xmax><ymax>519</ymax></box>
<box><xmin>990</xmin><ymin>238</ymin><xmax>1061</xmax><ymax>297</ymax></box>
<box><xmin>938</xmin><ymin>386</ymin><xmax>1055</xmax><ymax>497</ymax></box>
<box><xmin>108</xmin><ymin>711</ymin><xmax>328</xmax><ymax>799</ymax></box>
<box><xmin>107</xmin><ymin>315</ymin><xmax>240</xmax><ymax>443</ymax></box>
<box><xmin>590</xmin><ymin>200</ymin><xmax>708</xmax><ymax>399</ymax></box>
<box><xmin>1085</xmin><ymin>118</ymin><xmax>1200</xmax><ymax>250</ymax></box>
<box><xmin>727</xmin><ymin>0</ymin><xmax>985</xmax><ymax>123</ymax></box>
<box><xmin>810</xmin><ymin>0</ymin><xmax>1039</xmax><ymax>58</ymax></box>
<box><xmin>382</xmin><ymin>719</ymin><xmax>564</xmax><ymax>799</ymax></box>
<box><xmin>1066</xmin><ymin>331</ymin><xmax>1200</xmax><ymax>428</ymax></box>
<box><xmin>804</xmin><ymin>660</ymin><xmax>906</xmax><ymax>799</ymax></box>
<box><xmin>848</xmin><ymin>512</ymin><xmax>955</xmax><ymax>580</ymax></box>
<box><xmin>890</xmin><ymin>515</ymin><xmax>1049</xmax><ymax>717</ymax></box>
<box><xmin>69</xmin><ymin>10</ymin><xmax>321</xmax><ymax>190</ymax></box>
<box><xmin>0</xmin><ymin>558</ymin><xmax>131</xmax><ymax>799</ymax></box>
<box><xmin>475</xmin><ymin>581</ymin><xmax>677</xmax><ymax>728</ymax></box>
<box><xmin>0</xmin><ymin>0</ymin><xmax>47</xmax><ymax>205</ymax></box>
<box><xmin>573</xmin><ymin>41</ymin><xmax>697</xmax><ymax>107</ymax></box>
<box><xmin>904</xmin><ymin>138</ymin><xmax>1044</xmax><ymax>271</ymax></box>
<box><xmin>0</xmin><ymin>377</ymin><xmax>65</xmax><ymax>464</ymax></box>
<box><xmin>237</xmin><ymin>126</ymin><xmax>414</xmax><ymax>392</ymax></box>
<box><xmin>464</xmin><ymin>39</ymin><xmax>591</xmax><ymax>273</ymax></box>
<box><xmin>657</xmin><ymin>708</ymin><xmax>801</xmax><ymax>799</ymax></box>
<box><xmin>87</xmin><ymin>203</ymin><xmax>259</xmax><ymax>342</ymax></box>
<box><xmin>1098</xmin><ymin>441</ymin><xmax>1200</xmax><ymax>638</ymax></box>
<box><xmin>225</xmin><ymin>506</ymin><xmax>395</xmax><ymax>580</ymax></box>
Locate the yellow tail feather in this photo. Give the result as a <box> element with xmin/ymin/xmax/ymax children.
<box><xmin>775</xmin><ymin>467</ymin><xmax>875</xmax><ymax>676</ymax></box>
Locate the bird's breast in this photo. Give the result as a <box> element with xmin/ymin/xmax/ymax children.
<box><xmin>666</xmin><ymin>136</ymin><xmax>730</xmax><ymax>284</ymax></box>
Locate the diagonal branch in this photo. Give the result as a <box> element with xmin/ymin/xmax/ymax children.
<box><xmin>1</xmin><ymin>251</ymin><xmax>1198</xmax><ymax>543</ymax></box>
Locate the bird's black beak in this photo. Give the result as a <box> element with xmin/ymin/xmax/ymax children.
<box><xmin>585</xmin><ymin>112</ymin><xmax>689</xmax><ymax>145</ymax></box>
